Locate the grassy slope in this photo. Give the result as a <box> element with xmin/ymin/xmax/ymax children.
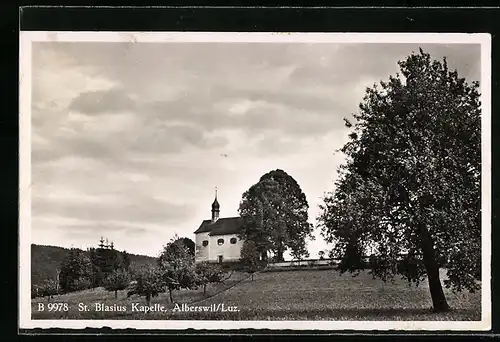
<box><xmin>31</xmin><ymin>244</ymin><xmax>158</xmax><ymax>286</ymax></box>
<box><xmin>196</xmin><ymin>269</ymin><xmax>481</xmax><ymax>320</ymax></box>
<box><xmin>31</xmin><ymin>269</ymin><xmax>480</xmax><ymax>321</ymax></box>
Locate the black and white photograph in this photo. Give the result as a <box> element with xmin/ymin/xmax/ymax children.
<box><xmin>18</xmin><ymin>32</ymin><xmax>491</xmax><ymax>330</ymax></box>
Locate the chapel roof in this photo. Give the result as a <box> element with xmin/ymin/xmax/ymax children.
<box><xmin>194</xmin><ymin>217</ymin><xmax>243</xmax><ymax>236</ymax></box>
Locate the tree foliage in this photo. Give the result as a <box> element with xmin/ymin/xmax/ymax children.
<box><xmin>317</xmin><ymin>49</ymin><xmax>481</xmax><ymax>312</ymax></box>
<box><xmin>168</xmin><ymin>237</ymin><xmax>196</xmax><ymax>256</ymax></box>
<box><xmin>158</xmin><ymin>234</ymin><xmax>197</xmax><ymax>303</ymax></box>
<box><xmin>59</xmin><ymin>248</ymin><xmax>93</xmax><ymax>293</ymax></box>
<box><xmin>240</xmin><ymin>240</ymin><xmax>263</xmax><ymax>281</ymax></box>
<box><xmin>88</xmin><ymin>244</ymin><xmax>127</xmax><ymax>288</ymax></box>
<box><xmin>103</xmin><ymin>269</ymin><xmax>131</xmax><ymax>298</ymax></box>
<box><xmin>127</xmin><ymin>264</ymin><xmax>164</xmax><ymax>306</ymax></box>
<box><xmin>36</xmin><ymin>279</ymin><xmax>59</xmax><ymax>300</ymax></box>
<box><xmin>195</xmin><ymin>262</ymin><xmax>227</xmax><ymax>295</ymax></box>
<box><xmin>238</xmin><ymin>169</ymin><xmax>314</xmax><ymax>261</ymax></box>
<box><xmin>122</xmin><ymin>250</ymin><xmax>131</xmax><ymax>270</ymax></box>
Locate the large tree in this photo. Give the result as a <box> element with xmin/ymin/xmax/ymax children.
<box><xmin>58</xmin><ymin>248</ymin><xmax>93</xmax><ymax>293</ymax></box>
<box><xmin>238</xmin><ymin>169</ymin><xmax>314</xmax><ymax>262</ymax></box>
<box><xmin>170</xmin><ymin>237</ymin><xmax>195</xmax><ymax>256</ymax></box>
<box><xmin>195</xmin><ymin>262</ymin><xmax>228</xmax><ymax>295</ymax></box>
<box><xmin>88</xmin><ymin>241</ymin><xmax>127</xmax><ymax>287</ymax></box>
<box><xmin>318</xmin><ymin>49</ymin><xmax>481</xmax><ymax>312</ymax></box>
<box><xmin>158</xmin><ymin>234</ymin><xmax>197</xmax><ymax>303</ymax></box>
<box><xmin>103</xmin><ymin>269</ymin><xmax>131</xmax><ymax>299</ymax></box>
<box><xmin>127</xmin><ymin>265</ymin><xmax>164</xmax><ymax>306</ymax></box>
<box><xmin>240</xmin><ymin>240</ymin><xmax>262</xmax><ymax>281</ymax></box>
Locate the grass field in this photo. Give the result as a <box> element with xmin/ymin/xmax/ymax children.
<box><xmin>31</xmin><ymin>269</ymin><xmax>481</xmax><ymax>321</ymax></box>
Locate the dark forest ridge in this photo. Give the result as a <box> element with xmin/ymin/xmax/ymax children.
<box><xmin>31</xmin><ymin>244</ymin><xmax>158</xmax><ymax>287</ymax></box>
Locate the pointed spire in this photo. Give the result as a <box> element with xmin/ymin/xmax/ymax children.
<box><xmin>212</xmin><ymin>187</ymin><xmax>220</xmax><ymax>210</ymax></box>
<box><xmin>211</xmin><ymin>186</ymin><xmax>220</xmax><ymax>222</ymax></box>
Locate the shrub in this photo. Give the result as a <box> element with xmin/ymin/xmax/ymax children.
<box><xmin>38</xmin><ymin>279</ymin><xmax>59</xmax><ymax>300</ymax></box>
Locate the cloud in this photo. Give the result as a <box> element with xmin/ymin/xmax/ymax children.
<box><xmin>33</xmin><ymin>194</ymin><xmax>193</xmax><ymax>226</ymax></box>
<box><xmin>142</xmin><ymin>91</ymin><xmax>347</xmax><ymax>140</ymax></box>
<box><xmin>69</xmin><ymin>88</ymin><xmax>137</xmax><ymax>114</ymax></box>
<box><xmin>31</xmin><ymin>104</ymin><xmax>230</xmax><ymax>167</ymax></box>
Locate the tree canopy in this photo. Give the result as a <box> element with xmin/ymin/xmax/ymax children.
<box><xmin>158</xmin><ymin>234</ymin><xmax>197</xmax><ymax>303</ymax></box>
<box><xmin>317</xmin><ymin>49</ymin><xmax>481</xmax><ymax>312</ymax></box>
<box><xmin>195</xmin><ymin>262</ymin><xmax>227</xmax><ymax>295</ymax></box>
<box><xmin>103</xmin><ymin>269</ymin><xmax>131</xmax><ymax>298</ymax></box>
<box><xmin>171</xmin><ymin>237</ymin><xmax>195</xmax><ymax>256</ymax></box>
<box><xmin>240</xmin><ymin>240</ymin><xmax>263</xmax><ymax>281</ymax></box>
<box><xmin>238</xmin><ymin>169</ymin><xmax>314</xmax><ymax>261</ymax></box>
<box><xmin>58</xmin><ymin>248</ymin><xmax>93</xmax><ymax>293</ymax></box>
<box><xmin>127</xmin><ymin>264</ymin><xmax>164</xmax><ymax>306</ymax></box>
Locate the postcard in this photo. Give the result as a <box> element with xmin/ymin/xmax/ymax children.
<box><xmin>19</xmin><ymin>31</ymin><xmax>491</xmax><ymax>331</ymax></box>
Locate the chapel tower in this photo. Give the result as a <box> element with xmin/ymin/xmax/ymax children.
<box><xmin>211</xmin><ymin>188</ymin><xmax>220</xmax><ymax>223</ymax></box>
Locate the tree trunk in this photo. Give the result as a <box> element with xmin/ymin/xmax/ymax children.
<box><xmin>203</xmin><ymin>284</ymin><xmax>207</xmax><ymax>296</ymax></box>
<box><xmin>276</xmin><ymin>247</ymin><xmax>285</xmax><ymax>262</ymax></box>
<box><xmin>115</xmin><ymin>290</ymin><xmax>118</xmax><ymax>299</ymax></box>
<box><xmin>251</xmin><ymin>273</ymin><xmax>254</xmax><ymax>281</ymax></box>
<box><xmin>146</xmin><ymin>294</ymin><xmax>151</xmax><ymax>306</ymax></box>
<box><xmin>169</xmin><ymin>289</ymin><xmax>174</xmax><ymax>304</ymax></box>
<box><xmin>418</xmin><ymin>223</ymin><xmax>450</xmax><ymax>312</ymax></box>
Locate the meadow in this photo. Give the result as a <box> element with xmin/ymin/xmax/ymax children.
<box><xmin>31</xmin><ymin>269</ymin><xmax>481</xmax><ymax>321</ymax></box>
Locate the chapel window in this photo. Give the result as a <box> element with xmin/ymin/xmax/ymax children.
<box><xmin>217</xmin><ymin>238</ymin><xmax>224</xmax><ymax>246</ymax></box>
<box><xmin>202</xmin><ymin>240</ymin><xmax>209</xmax><ymax>247</ymax></box>
<box><xmin>230</xmin><ymin>238</ymin><xmax>237</xmax><ymax>244</ymax></box>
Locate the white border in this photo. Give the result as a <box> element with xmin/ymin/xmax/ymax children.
<box><xmin>19</xmin><ymin>31</ymin><xmax>492</xmax><ymax>331</ymax></box>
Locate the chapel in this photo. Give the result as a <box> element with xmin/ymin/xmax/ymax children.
<box><xmin>193</xmin><ymin>191</ymin><xmax>244</xmax><ymax>263</ymax></box>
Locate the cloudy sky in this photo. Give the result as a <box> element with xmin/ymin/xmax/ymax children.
<box><xmin>30</xmin><ymin>41</ymin><xmax>481</xmax><ymax>257</ymax></box>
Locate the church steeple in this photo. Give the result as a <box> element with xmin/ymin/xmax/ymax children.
<box><xmin>211</xmin><ymin>187</ymin><xmax>220</xmax><ymax>223</ymax></box>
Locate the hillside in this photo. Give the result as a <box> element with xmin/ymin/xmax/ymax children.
<box><xmin>31</xmin><ymin>244</ymin><xmax>158</xmax><ymax>286</ymax></box>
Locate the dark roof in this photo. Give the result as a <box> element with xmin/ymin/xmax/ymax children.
<box><xmin>194</xmin><ymin>217</ymin><xmax>243</xmax><ymax>236</ymax></box>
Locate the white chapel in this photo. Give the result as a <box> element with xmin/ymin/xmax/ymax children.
<box><xmin>194</xmin><ymin>192</ymin><xmax>244</xmax><ymax>263</ymax></box>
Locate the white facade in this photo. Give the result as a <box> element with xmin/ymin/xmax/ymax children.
<box><xmin>194</xmin><ymin>231</ymin><xmax>211</xmax><ymax>262</ymax></box>
<box><xmin>194</xmin><ymin>194</ymin><xmax>244</xmax><ymax>263</ymax></box>
<box><xmin>195</xmin><ymin>232</ymin><xmax>244</xmax><ymax>263</ymax></box>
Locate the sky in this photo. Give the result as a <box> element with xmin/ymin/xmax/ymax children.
<box><xmin>30</xmin><ymin>41</ymin><xmax>481</xmax><ymax>258</ymax></box>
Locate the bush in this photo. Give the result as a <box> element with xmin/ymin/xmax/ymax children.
<box><xmin>37</xmin><ymin>279</ymin><xmax>59</xmax><ymax>299</ymax></box>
